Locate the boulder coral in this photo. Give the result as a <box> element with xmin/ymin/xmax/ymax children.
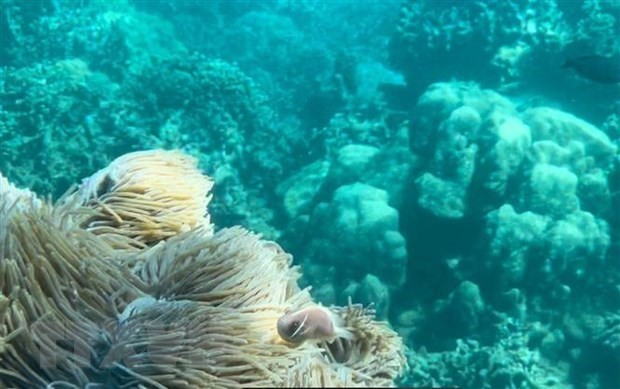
<box><xmin>410</xmin><ymin>82</ymin><xmax>529</xmax><ymax>218</ymax></box>
<box><xmin>407</xmin><ymin>80</ymin><xmax>616</xmax><ymax>302</ymax></box>
<box><xmin>306</xmin><ymin>182</ymin><xmax>408</xmax><ymax>290</ymax></box>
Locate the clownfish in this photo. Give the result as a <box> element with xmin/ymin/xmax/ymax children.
<box><xmin>277</xmin><ymin>305</ymin><xmax>354</xmax><ymax>345</ymax></box>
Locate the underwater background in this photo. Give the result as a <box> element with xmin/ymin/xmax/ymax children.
<box><xmin>1</xmin><ymin>0</ymin><xmax>619</xmax><ymax>387</ymax></box>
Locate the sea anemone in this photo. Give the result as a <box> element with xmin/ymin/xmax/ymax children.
<box><xmin>0</xmin><ymin>150</ymin><xmax>406</xmax><ymax>387</ymax></box>
<box><xmin>75</xmin><ymin>149</ymin><xmax>214</xmax><ymax>250</ymax></box>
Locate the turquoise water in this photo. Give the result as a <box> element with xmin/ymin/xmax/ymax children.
<box><xmin>1</xmin><ymin>0</ymin><xmax>619</xmax><ymax>387</ymax></box>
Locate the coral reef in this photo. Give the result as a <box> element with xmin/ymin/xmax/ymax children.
<box><xmin>400</xmin><ymin>319</ymin><xmax>571</xmax><ymax>388</ymax></box>
<box><xmin>395</xmin><ymin>80</ymin><xmax>619</xmax><ymax>387</ymax></box>
<box><xmin>1</xmin><ymin>47</ymin><xmax>290</xmax><ymax>240</ymax></box>
<box><xmin>404</xmin><ymin>81</ymin><xmax>616</xmax><ymax>296</ymax></box>
<box><xmin>388</xmin><ymin>0</ymin><xmax>619</xmax><ymax>123</ymax></box>
<box><xmin>2</xmin><ymin>0</ymin><xmax>184</xmax><ymax>75</ymax></box>
<box><xmin>389</xmin><ymin>0</ymin><xmax>570</xmax><ymax>90</ymax></box>
<box><xmin>1</xmin><ymin>1</ymin><xmax>618</xmax><ymax>387</ymax></box>
<box><xmin>0</xmin><ymin>59</ymin><xmax>123</xmax><ymax>194</ymax></box>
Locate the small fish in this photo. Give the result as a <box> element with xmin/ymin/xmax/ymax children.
<box><xmin>562</xmin><ymin>54</ymin><xmax>620</xmax><ymax>84</ymax></box>
<box><xmin>277</xmin><ymin>305</ymin><xmax>354</xmax><ymax>345</ymax></box>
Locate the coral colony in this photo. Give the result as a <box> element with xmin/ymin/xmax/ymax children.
<box><xmin>1</xmin><ymin>1</ymin><xmax>619</xmax><ymax>387</ymax></box>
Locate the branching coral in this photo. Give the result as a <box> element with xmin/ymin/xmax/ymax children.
<box><xmin>0</xmin><ymin>59</ymin><xmax>115</xmax><ymax>196</ymax></box>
